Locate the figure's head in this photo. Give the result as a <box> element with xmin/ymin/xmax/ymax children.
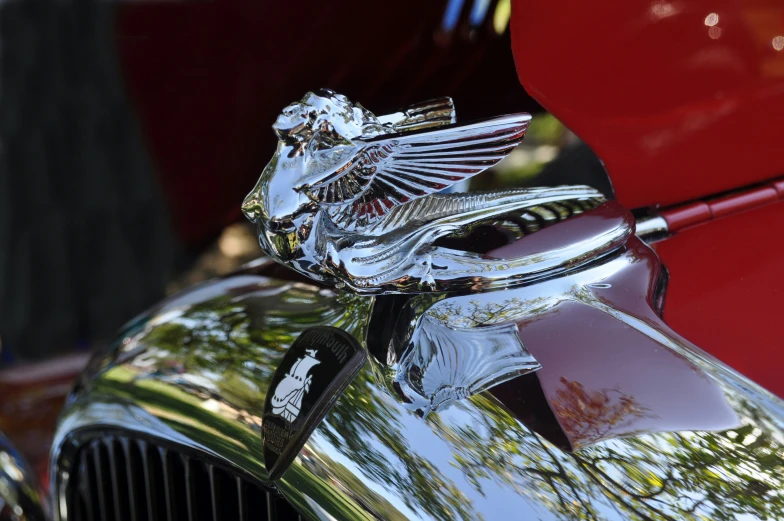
<box><xmin>272</xmin><ymin>89</ymin><xmax>378</xmax><ymax>145</ymax></box>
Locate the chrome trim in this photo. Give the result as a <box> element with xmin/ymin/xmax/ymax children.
<box><xmin>393</xmin><ymin>309</ymin><xmax>541</xmax><ymax>417</ymax></box>
<box><xmin>635</xmin><ymin>215</ymin><xmax>669</xmax><ymax>239</ymax></box>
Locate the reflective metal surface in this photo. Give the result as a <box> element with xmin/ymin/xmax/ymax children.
<box><xmin>634</xmin><ymin>215</ymin><xmax>668</xmax><ymax>239</ymax></box>
<box><xmin>241</xmin><ymin>90</ymin><xmax>616</xmax><ymax>293</ymax></box>
<box><xmin>393</xmin><ymin>308</ymin><xmax>540</xmax><ymax>418</ymax></box>
<box><xmin>51</xmin><ymin>205</ymin><xmax>784</xmax><ymax>520</ymax></box>
<box><xmin>280</xmin><ymin>231</ymin><xmax>784</xmax><ymax>521</ymax></box>
<box><xmin>0</xmin><ymin>432</ymin><xmax>46</xmax><ymax>521</ymax></box>
<box><xmin>383</xmin><ymin>202</ymin><xmax>670</xmax><ymax>416</ymax></box>
<box><xmin>50</xmin><ymin>275</ymin><xmax>373</xmax><ymax>520</ymax></box>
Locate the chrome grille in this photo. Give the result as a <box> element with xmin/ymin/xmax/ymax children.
<box><xmin>67</xmin><ymin>434</ymin><xmax>303</xmax><ymax>521</ymax></box>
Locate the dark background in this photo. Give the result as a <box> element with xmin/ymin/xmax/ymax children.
<box><xmin>0</xmin><ymin>0</ymin><xmax>608</xmax><ymax>364</ymax></box>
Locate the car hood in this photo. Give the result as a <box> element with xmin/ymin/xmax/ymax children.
<box><xmin>53</xmin><ymin>260</ymin><xmax>784</xmax><ymax>520</ymax></box>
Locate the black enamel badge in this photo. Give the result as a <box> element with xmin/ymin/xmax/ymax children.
<box><xmin>262</xmin><ymin>326</ymin><xmax>365</xmax><ymax>479</ymax></box>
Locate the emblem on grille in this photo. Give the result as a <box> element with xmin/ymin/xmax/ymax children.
<box><xmin>241</xmin><ymin>89</ymin><xmax>611</xmax><ymax>294</ymax></box>
<box><xmin>270</xmin><ymin>349</ymin><xmax>320</xmax><ymax>422</ymax></box>
<box><xmin>262</xmin><ymin>327</ymin><xmax>365</xmax><ymax>480</ymax></box>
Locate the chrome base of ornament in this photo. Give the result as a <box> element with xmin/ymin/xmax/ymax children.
<box><xmin>241</xmin><ymin>89</ymin><xmax>629</xmax><ymax>294</ymax></box>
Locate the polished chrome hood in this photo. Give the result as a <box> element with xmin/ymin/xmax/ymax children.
<box><xmin>51</xmin><ymin>253</ymin><xmax>784</xmax><ymax>520</ymax></box>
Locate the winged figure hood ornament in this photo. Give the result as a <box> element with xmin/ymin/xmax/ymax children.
<box><xmin>242</xmin><ymin>89</ymin><xmax>617</xmax><ymax>293</ymax></box>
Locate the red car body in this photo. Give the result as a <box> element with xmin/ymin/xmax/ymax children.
<box><xmin>511</xmin><ymin>0</ymin><xmax>784</xmax><ymax>397</ymax></box>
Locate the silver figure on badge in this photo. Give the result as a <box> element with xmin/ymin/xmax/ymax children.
<box><xmin>242</xmin><ymin>89</ymin><xmax>614</xmax><ymax>293</ymax></box>
<box><xmin>270</xmin><ymin>349</ymin><xmax>320</xmax><ymax>422</ymax></box>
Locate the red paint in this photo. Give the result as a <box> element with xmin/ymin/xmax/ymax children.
<box><xmin>511</xmin><ymin>0</ymin><xmax>784</xmax><ymax>209</ymax></box>
<box><xmin>709</xmin><ymin>186</ymin><xmax>778</xmax><ymax>218</ymax></box>
<box><xmin>662</xmin><ymin>202</ymin><xmax>712</xmax><ymax>231</ymax></box>
<box><xmin>662</xmin><ymin>176</ymin><xmax>784</xmax><ymax>230</ymax></box>
<box><xmin>0</xmin><ymin>353</ymin><xmax>89</xmax><ymax>490</ymax></box>
<box><xmin>774</xmin><ymin>179</ymin><xmax>784</xmax><ymax>197</ymax></box>
<box><xmin>656</xmin><ymin>201</ymin><xmax>784</xmax><ymax>398</ymax></box>
<box><xmin>116</xmin><ymin>2</ymin><xmax>293</xmax><ymax>246</ymax></box>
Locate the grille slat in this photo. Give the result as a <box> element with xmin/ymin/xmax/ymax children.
<box><xmin>236</xmin><ymin>475</ymin><xmax>248</xmax><ymax>521</ymax></box>
<box><xmin>75</xmin><ymin>449</ymin><xmax>95</xmax><ymax>521</ymax></box>
<box><xmin>120</xmin><ymin>438</ymin><xmax>140</xmax><ymax>521</ymax></box>
<box><xmin>160</xmin><ymin>447</ymin><xmax>177</xmax><ymax>521</ymax></box>
<box><xmin>208</xmin><ymin>465</ymin><xmax>219</xmax><ymax>521</ymax></box>
<box><xmin>67</xmin><ymin>434</ymin><xmax>303</xmax><ymax>521</ymax></box>
<box><xmin>106</xmin><ymin>439</ymin><xmax>128</xmax><ymax>521</ymax></box>
<box><xmin>266</xmin><ymin>491</ymin><xmax>279</xmax><ymax>521</ymax></box>
<box><xmin>140</xmin><ymin>440</ymin><xmax>164</xmax><ymax>521</ymax></box>
<box><xmin>90</xmin><ymin>441</ymin><xmax>109</xmax><ymax>521</ymax></box>
<box><xmin>173</xmin><ymin>451</ymin><xmax>190</xmax><ymax>520</ymax></box>
<box><xmin>184</xmin><ymin>456</ymin><xmax>197</xmax><ymax>521</ymax></box>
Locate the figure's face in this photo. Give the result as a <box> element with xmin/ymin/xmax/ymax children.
<box><xmin>273</xmin><ymin>102</ymin><xmax>313</xmax><ymax>142</ymax></box>
<box><xmin>241</xmin><ymin>148</ymin><xmax>314</xmax><ymax>261</ymax></box>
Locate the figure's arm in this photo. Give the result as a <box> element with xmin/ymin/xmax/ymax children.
<box><xmin>377</xmin><ymin>97</ymin><xmax>456</xmax><ymax>132</ymax></box>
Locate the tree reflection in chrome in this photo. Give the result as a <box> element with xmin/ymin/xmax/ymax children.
<box><xmin>320</xmin><ymin>366</ymin><xmax>784</xmax><ymax>521</ymax></box>
<box><xmin>108</xmin><ymin>278</ymin><xmax>784</xmax><ymax>521</ymax></box>
<box><xmin>394</xmin><ymin>301</ymin><xmax>541</xmax><ymax>417</ymax></box>
<box><xmin>549</xmin><ymin>377</ymin><xmax>654</xmax><ymax>449</ymax></box>
<box><xmin>386</xmin><ymin>294</ymin><xmax>553</xmax><ymax>417</ymax></box>
<box><xmin>430</xmin><ymin>392</ymin><xmax>784</xmax><ymax>521</ymax></box>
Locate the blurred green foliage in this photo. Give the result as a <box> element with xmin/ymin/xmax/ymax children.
<box><xmin>470</xmin><ymin>113</ymin><xmax>567</xmax><ymax>190</ymax></box>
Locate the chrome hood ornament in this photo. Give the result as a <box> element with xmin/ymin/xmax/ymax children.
<box><xmin>242</xmin><ymin>89</ymin><xmax>613</xmax><ymax>293</ymax></box>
